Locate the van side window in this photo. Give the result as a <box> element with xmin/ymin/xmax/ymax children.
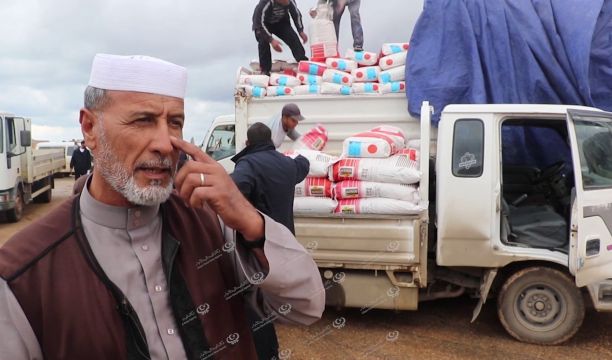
<box><xmin>575</xmin><ymin>119</ymin><xmax>612</xmax><ymax>189</ymax></box>
<box><xmin>452</xmin><ymin>119</ymin><xmax>484</xmax><ymax>177</ymax></box>
<box><xmin>205</xmin><ymin>125</ymin><xmax>236</xmax><ymax>161</ymax></box>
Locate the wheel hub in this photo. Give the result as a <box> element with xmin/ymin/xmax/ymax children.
<box><xmin>516</xmin><ymin>286</ymin><xmax>564</xmax><ymax>330</ymax></box>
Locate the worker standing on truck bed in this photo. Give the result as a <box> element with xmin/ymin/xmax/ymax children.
<box><xmin>0</xmin><ymin>53</ymin><xmax>325</xmax><ymax>359</ymax></box>
<box><xmin>252</xmin><ymin>0</ymin><xmax>309</xmax><ymax>76</ymax></box>
<box><xmin>311</xmin><ymin>0</ymin><xmax>364</xmax><ymax>51</ymax></box>
<box><xmin>265</xmin><ymin>102</ymin><xmax>305</xmax><ymax>148</ymax></box>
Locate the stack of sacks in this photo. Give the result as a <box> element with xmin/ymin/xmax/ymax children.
<box><xmin>288</xmin><ymin>125</ymin><xmax>337</xmax><ymax>214</ymax></box>
<box><xmin>378</xmin><ymin>43</ymin><xmax>408</xmax><ymax>94</ymax></box>
<box><xmin>288</xmin><ymin>148</ymin><xmax>338</xmax><ymax>214</ymax></box>
<box><xmin>318</xmin><ymin>58</ymin><xmax>356</xmax><ymax>96</ymax></box>
<box><xmin>238</xmin><ymin>41</ymin><xmax>409</xmax><ymax>97</ymax></box>
<box><xmin>237</xmin><ymin>74</ymin><xmax>270</xmax><ymax>98</ymax></box>
<box><xmin>294</xmin><ymin>61</ymin><xmax>327</xmax><ymax>95</ymax></box>
<box><xmin>330</xmin><ymin>125</ymin><xmax>422</xmax><ymax>215</ymax></box>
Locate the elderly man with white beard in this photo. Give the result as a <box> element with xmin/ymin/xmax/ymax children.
<box><xmin>0</xmin><ymin>54</ymin><xmax>325</xmax><ymax>360</ymax></box>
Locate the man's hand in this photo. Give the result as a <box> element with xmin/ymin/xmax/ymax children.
<box><xmin>170</xmin><ymin>137</ymin><xmax>264</xmax><ymax>241</ymax></box>
<box><xmin>271</xmin><ymin>39</ymin><xmax>283</xmax><ymax>52</ymax></box>
<box><xmin>299</xmin><ymin>32</ymin><xmax>308</xmax><ymax>44</ymax></box>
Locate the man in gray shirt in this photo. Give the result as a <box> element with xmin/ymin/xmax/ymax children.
<box><xmin>0</xmin><ymin>54</ymin><xmax>324</xmax><ymax>359</ymax></box>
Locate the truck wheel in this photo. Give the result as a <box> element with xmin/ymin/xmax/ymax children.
<box><xmin>6</xmin><ymin>188</ymin><xmax>24</xmax><ymax>223</ymax></box>
<box><xmin>37</xmin><ymin>188</ymin><xmax>52</xmax><ymax>203</ymax></box>
<box><xmin>497</xmin><ymin>266</ymin><xmax>584</xmax><ymax>345</ymax></box>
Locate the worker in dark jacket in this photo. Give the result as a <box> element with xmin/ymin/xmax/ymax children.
<box><xmin>70</xmin><ymin>140</ymin><xmax>92</xmax><ymax>180</ymax></box>
<box><xmin>231</xmin><ymin>122</ymin><xmax>309</xmax><ymax>360</ymax></box>
<box><xmin>231</xmin><ymin>122</ymin><xmax>309</xmax><ymax>234</ymax></box>
<box><xmin>252</xmin><ymin>0</ymin><xmax>309</xmax><ymax>75</ymax></box>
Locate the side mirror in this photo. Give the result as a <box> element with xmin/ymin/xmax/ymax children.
<box><xmin>20</xmin><ymin>130</ymin><xmax>31</xmax><ymax>147</ymax></box>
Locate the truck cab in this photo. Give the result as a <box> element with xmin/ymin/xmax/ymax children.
<box><xmin>0</xmin><ymin>113</ymin><xmax>64</xmax><ymax>222</ymax></box>
<box><xmin>203</xmin><ymin>92</ymin><xmax>612</xmax><ymax>344</ymax></box>
<box><xmin>436</xmin><ymin>105</ymin><xmax>612</xmax><ymax>289</ymax></box>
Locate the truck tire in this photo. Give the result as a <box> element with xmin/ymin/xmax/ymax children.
<box><xmin>497</xmin><ymin>266</ymin><xmax>584</xmax><ymax>345</ymax></box>
<box><xmin>6</xmin><ymin>188</ymin><xmax>24</xmax><ymax>223</ymax></box>
<box><xmin>37</xmin><ymin>188</ymin><xmax>52</xmax><ymax>203</ymax></box>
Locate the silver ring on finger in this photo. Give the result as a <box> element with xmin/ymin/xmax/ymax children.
<box><xmin>199</xmin><ymin>173</ymin><xmax>206</xmax><ymax>187</ymax></box>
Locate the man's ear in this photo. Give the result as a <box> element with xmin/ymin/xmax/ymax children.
<box><xmin>80</xmin><ymin>108</ymin><xmax>99</xmax><ymax>152</ymax></box>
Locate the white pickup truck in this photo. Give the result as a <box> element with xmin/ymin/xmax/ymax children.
<box><xmin>0</xmin><ymin>113</ymin><xmax>65</xmax><ymax>222</ymax></box>
<box><xmin>202</xmin><ymin>91</ymin><xmax>612</xmax><ymax>344</ymax></box>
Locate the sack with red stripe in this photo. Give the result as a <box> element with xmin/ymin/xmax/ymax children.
<box><xmin>396</xmin><ymin>147</ymin><xmax>420</xmax><ymax>163</ymax></box>
<box><xmin>295</xmin><ymin>125</ymin><xmax>328</xmax><ymax>151</ymax></box>
<box><xmin>342</xmin><ymin>125</ymin><xmax>406</xmax><ymax>158</ymax></box>
<box><xmin>294</xmin><ymin>197</ymin><xmax>338</xmax><ymax>215</ymax></box>
<box><xmin>295</xmin><ymin>177</ymin><xmax>333</xmax><ymax>197</ymax></box>
<box><xmin>334</xmin><ymin>180</ymin><xmax>420</xmax><ymax>202</ymax></box>
<box><xmin>285</xmin><ymin>149</ymin><xmax>337</xmax><ymax>177</ymax></box>
<box><xmin>330</xmin><ymin>155</ymin><xmax>420</xmax><ymax>184</ymax></box>
<box><xmin>334</xmin><ymin>198</ymin><xmax>423</xmax><ymax>215</ymax></box>
<box><xmin>298</xmin><ymin>61</ymin><xmax>327</xmax><ymax>76</ymax></box>
<box><xmin>379</xmin><ymin>51</ymin><xmax>407</xmax><ymax>71</ymax></box>
<box><xmin>381</xmin><ymin>43</ymin><xmax>410</xmax><ymax>56</ymax></box>
<box><xmin>345</xmin><ymin>49</ymin><xmax>379</xmax><ymax>66</ymax></box>
<box><xmin>322</xmin><ymin>69</ymin><xmax>354</xmax><ymax>86</ymax></box>
<box><xmin>269</xmin><ymin>73</ymin><xmax>301</xmax><ymax>87</ymax></box>
<box><xmin>325</xmin><ymin>58</ymin><xmax>358</xmax><ymax>73</ymax></box>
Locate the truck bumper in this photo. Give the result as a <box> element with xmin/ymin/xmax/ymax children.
<box><xmin>0</xmin><ymin>189</ymin><xmax>16</xmax><ymax>210</ymax></box>
<box><xmin>587</xmin><ymin>280</ymin><xmax>612</xmax><ymax>312</ymax></box>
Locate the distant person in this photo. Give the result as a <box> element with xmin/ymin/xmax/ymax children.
<box><xmin>70</xmin><ymin>140</ymin><xmax>92</xmax><ymax>180</ymax></box>
<box><xmin>253</xmin><ymin>0</ymin><xmax>309</xmax><ymax>76</ymax></box>
<box><xmin>311</xmin><ymin>0</ymin><xmax>363</xmax><ymax>51</ymax></box>
<box><xmin>230</xmin><ymin>122</ymin><xmax>309</xmax><ymax>360</ymax></box>
<box><xmin>265</xmin><ymin>103</ymin><xmax>305</xmax><ymax>148</ymax></box>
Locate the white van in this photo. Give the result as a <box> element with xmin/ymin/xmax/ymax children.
<box><xmin>36</xmin><ymin>142</ymin><xmax>78</xmax><ymax>176</ymax></box>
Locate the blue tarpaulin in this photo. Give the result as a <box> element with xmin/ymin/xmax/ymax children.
<box><xmin>407</xmin><ymin>0</ymin><xmax>612</xmax><ymax>125</ymax></box>
<box><xmin>406</xmin><ymin>0</ymin><xmax>612</xmax><ymax>169</ymax></box>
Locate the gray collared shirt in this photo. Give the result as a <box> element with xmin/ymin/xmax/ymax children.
<box><xmin>0</xmin><ymin>183</ymin><xmax>325</xmax><ymax>360</ymax></box>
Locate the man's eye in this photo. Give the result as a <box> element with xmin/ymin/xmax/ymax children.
<box><xmin>170</xmin><ymin>120</ymin><xmax>184</xmax><ymax>129</ymax></box>
<box><xmin>134</xmin><ymin>117</ymin><xmax>153</xmax><ymax>124</ymax></box>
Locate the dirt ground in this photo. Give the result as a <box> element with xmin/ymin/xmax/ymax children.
<box><xmin>2</xmin><ymin>177</ymin><xmax>612</xmax><ymax>359</ymax></box>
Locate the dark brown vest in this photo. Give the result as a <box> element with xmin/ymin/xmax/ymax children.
<box><xmin>0</xmin><ymin>194</ymin><xmax>257</xmax><ymax>360</ymax></box>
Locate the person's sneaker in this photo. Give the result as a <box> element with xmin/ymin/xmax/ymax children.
<box><xmin>354</xmin><ymin>46</ymin><xmax>363</xmax><ymax>52</ymax></box>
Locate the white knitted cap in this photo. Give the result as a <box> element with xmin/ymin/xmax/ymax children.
<box><xmin>88</xmin><ymin>54</ymin><xmax>187</xmax><ymax>99</ymax></box>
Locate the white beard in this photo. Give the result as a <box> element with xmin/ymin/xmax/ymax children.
<box><xmin>96</xmin><ymin>128</ymin><xmax>175</xmax><ymax>206</ymax></box>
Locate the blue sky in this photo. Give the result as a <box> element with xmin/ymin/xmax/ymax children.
<box><xmin>0</xmin><ymin>0</ymin><xmax>424</xmax><ymax>144</ymax></box>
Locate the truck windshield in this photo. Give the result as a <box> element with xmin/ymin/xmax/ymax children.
<box><xmin>205</xmin><ymin>126</ymin><xmax>235</xmax><ymax>161</ymax></box>
<box><xmin>575</xmin><ymin>119</ymin><xmax>612</xmax><ymax>189</ymax></box>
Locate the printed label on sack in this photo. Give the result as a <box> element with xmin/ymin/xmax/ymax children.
<box><xmin>309</xmin><ymin>64</ymin><xmax>318</xmax><ymax>75</ymax></box>
<box><xmin>339</xmin><ymin>166</ymin><xmax>355</xmax><ymax>178</ymax></box>
<box><xmin>310</xmin><ymin>186</ymin><xmax>324</xmax><ymax>196</ymax></box>
<box><xmin>345</xmin><ymin>187</ymin><xmax>359</xmax><ymax>197</ymax></box>
<box><xmin>332</xmin><ymin>73</ymin><xmax>342</xmax><ymax>84</ymax></box>
<box><xmin>366</xmin><ymin>68</ymin><xmax>376</xmax><ymax>80</ymax></box>
<box><xmin>390</xmin><ymin>45</ymin><xmax>402</xmax><ymax>53</ymax></box>
<box><xmin>341</xmin><ymin>86</ymin><xmax>351</xmax><ymax>95</ymax></box>
<box><xmin>337</xmin><ymin>60</ymin><xmax>347</xmax><ymax>71</ymax></box>
<box><xmin>278</xmin><ymin>77</ymin><xmax>288</xmax><ymax>86</ymax></box>
<box><xmin>381</xmin><ymin>73</ymin><xmax>391</xmax><ymax>83</ymax></box>
<box><xmin>348</xmin><ymin>141</ymin><xmax>362</xmax><ymax>157</ymax></box>
<box><xmin>391</xmin><ymin>82</ymin><xmax>400</xmax><ymax>92</ymax></box>
<box><xmin>341</xmin><ymin>205</ymin><xmax>356</xmax><ymax>214</ymax></box>
<box><xmin>253</xmin><ymin>87</ymin><xmax>265</xmax><ymax>97</ymax></box>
